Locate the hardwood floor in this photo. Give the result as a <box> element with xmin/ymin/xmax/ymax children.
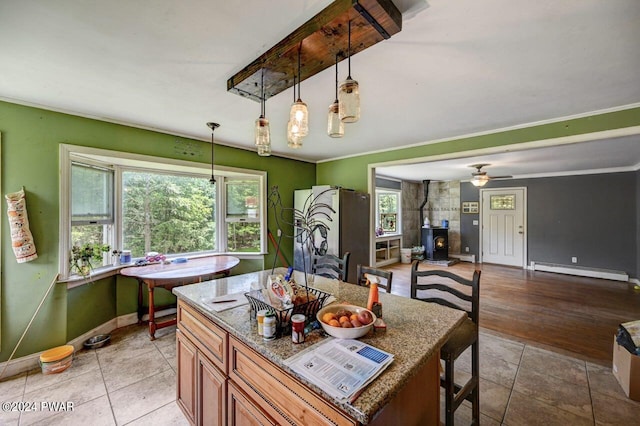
<box><xmin>382</xmin><ymin>261</ymin><xmax>640</xmax><ymax>365</ymax></box>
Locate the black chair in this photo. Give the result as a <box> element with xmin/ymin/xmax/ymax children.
<box><xmin>410</xmin><ymin>260</ymin><xmax>480</xmax><ymax>426</ymax></box>
<box><xmin>312</xmin><ymin>252</ymin><xmax>350</xmax><ymax>282</ymax></box>
<box><xmin>355</xmin><ymin>264</ymin><xmax>393</xmax><ymax>293</ymax></box>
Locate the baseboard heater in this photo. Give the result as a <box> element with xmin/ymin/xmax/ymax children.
<box><xmin>530</xmin><ymin>261</ymin><xmax>629</xmax><ymax>282</ymax></box>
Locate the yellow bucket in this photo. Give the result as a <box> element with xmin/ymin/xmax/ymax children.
<box><xmin>39</xmin><ymin>345</ymin><xmax>74</xmax><ymax>374</ymax></box>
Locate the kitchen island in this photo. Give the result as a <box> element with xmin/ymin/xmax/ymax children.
<box><xmin>173</xmin><ymin>269</ymin><xmax>466</xmax><ymax>425</ymax></box>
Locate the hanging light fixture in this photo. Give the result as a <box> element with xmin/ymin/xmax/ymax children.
<box><xmin>206</xmin><ymin>122</ymin><xmax>219</xmax><ymax>184</ymax></box>
<box><xmin>327</xmin><ymin>54</ymin><xmax>345</xmax><ymax>138</ymax></box>
<box><xmin>289</xmin><ymin>45</ymin><xmax>309</xmax><ymax>139</ymax></box>
<box><xmin>254</xmin><ymin>67</ymin><xmax>271</xmax><ymax>156</ymax></box>
<box><xmin>339</xmin><ymin>19</ymin><xmax>360</xmax><ymax>123</ymax></box>
<box><xmin>287</xmin><ymin>75</ymin><xmax>303</xmax><ymax>149</ymax></box>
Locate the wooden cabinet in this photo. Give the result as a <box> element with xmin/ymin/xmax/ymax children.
<box><xmin>375</xmin><ymin>235</ymin><xmax>402</xmax><ymax>267</ymax></box>
<box><xmin>198</xmin><ymin>352</ymin><xmax>226</xmax><ymax>426</ymax></box>
<box><xmin>228</xmin><ymin>381</ymin><xmax>276</xmax><ymax>426</ymax></box>
<box><xmin>177</xmin><ymin>330</ymin><xmax>197</xmax><ymax>424</ymax></box>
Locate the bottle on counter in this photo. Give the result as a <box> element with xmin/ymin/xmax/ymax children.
<box><xmin>263</xmin><ymin>312</ymin><xmax>276</xmax><ymax>341</ymax></box>
<box><xmin>367</xmin><ymin>281</ymin><xmax>379</xmax><ymax>311</ymax></box>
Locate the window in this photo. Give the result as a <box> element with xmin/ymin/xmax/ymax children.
<box><xmin>60</xmin><ymin>145</ymin><xmax>266</xmax><ymax>279</ymax></box>
<box><xmin>375</xmin><ymin>189</ymin><xmax>401</xmax><ymax>235</ymax></box>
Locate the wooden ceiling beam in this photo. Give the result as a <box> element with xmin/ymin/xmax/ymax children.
<box><xmin>227</xmin><ymin>0</ymin><xmax>402</xmax><ymax>102</ymax></box>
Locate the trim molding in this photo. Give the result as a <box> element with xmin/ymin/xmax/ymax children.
<box><xmin>530</xmin><ymin>261</ymin><xmax>630</xmax><ymax>282</ymax></box>
<box><xmin>0</xmin><ymin>308</ymin><xmax>176</xmax><ymax>379</ymax></box>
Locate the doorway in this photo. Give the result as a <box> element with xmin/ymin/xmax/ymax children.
<box><xmin>480</xmin><ymin>187</ymin><xmax>526</xmax><ymax>267</ymax></box>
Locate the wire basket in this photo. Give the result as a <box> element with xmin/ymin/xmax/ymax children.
<box><xmin>245</xmin><ymin>287</ymin><xmax>331</xmax><ymax>336</ymax></box>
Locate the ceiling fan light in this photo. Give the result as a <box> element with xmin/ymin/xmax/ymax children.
<box><xmin>327</xmin><ymin>101</ymin><xmax>344</xmax><ymax>138</ymax></box>
<box><xmin>471</xmin><ymin>175</ymin><xmax>489</xmax><ymax>187</ymax></box>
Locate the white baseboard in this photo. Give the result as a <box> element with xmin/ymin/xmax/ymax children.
<box><xmin>449</xmin><ymin>253</ymin><xmax>476</xmax><ymax>263</ymax></box>
<box><xmin>0</xmin><ymin>308</ymin><xmax>177</xmax><ymax>380</ymax></box>
<box><xmin>530</xmin><ymin>261</ymin><xmax>630</xmax><ymax>282</ymax></box>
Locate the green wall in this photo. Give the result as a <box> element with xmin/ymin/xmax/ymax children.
<box><xmin>316</xmin><ymin>108</ymin><xmax>640</xmax><ymax>191</ymax></box>
<box><xmin>0</xmin><ymin>100</ymin><xmax>316</xmax><ymax>361</ymax></box>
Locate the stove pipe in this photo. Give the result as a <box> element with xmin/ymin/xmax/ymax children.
<box><xmin>419</xmin><ymin>180</ymin><xmax>430</xmax><ymax>228</ymax></box>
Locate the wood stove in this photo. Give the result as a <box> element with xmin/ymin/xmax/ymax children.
<box><xmin>422</xmin><ymin>227</ymin><xmax>449</xmax><ymax>261</ymax></box>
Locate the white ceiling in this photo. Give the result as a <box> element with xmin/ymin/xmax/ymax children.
<box><xmin>1</xmin><ymin>0</ymin><xmax>639</xmax><ymax>177</ymax></box>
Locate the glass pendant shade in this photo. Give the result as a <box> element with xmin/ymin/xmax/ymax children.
<box><xmin>289</xmin><ymin>100</ymin><xmax>309</xmax><ymax>137</ymax></box>
<box><xmin>254</xmin><ymin>116</ymin><xmax>270</xmax><ymax>148</ymax></box>
<box><xmin>257</xmin><ymin>143</ymin><xmax>271</xmax><ymax>156</ymax></box>
<box><xmin>327</xmin><ymin>101</ymin><xmax>344</xmax><ymax>138</ymax></box>
<box><xmin>338</xmin><ymin>78</ymin><xmax>360</xmax><ymax>123</ymax></box>
<box><xmin>287</xmin><ymin>120</ymin><xmax>303</xmax><ymax>148</ymax></box>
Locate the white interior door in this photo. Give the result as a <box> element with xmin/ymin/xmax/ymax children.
<box><xmin>481</xmin><ymin>187</ymin><xmax>526</xmax><ymax>267</ymax></box>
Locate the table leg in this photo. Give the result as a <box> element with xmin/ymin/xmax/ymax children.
<box><xmin>148</xmin><ymin>286</ymin><xmax>157</xmax><ymax>340</ymax></box>
<box><xmin>137</xmin><ymin>280</ymin><xmax>144</xmax><ymax>324</ymax></box>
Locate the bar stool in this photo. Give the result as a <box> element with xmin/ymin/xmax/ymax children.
<box><xmin>355</xmin><ymin>264</ymin><xmax>393</xmax><ymax>293</ymax></box>
<box><xmin>410</xmin><ymin>260</ymin><xmax>481</xmax><ymax>426</ymax></box>
<box><xmin>312</xmin><ymin>252</ymin><xmax>350</xmax><ymax>282</ymax></box>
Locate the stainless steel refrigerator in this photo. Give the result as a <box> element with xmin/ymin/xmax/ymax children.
<box><xmin>293</xmin><ymin>185</ymin><xmax>370</xmax><ymax>284</ymax></box>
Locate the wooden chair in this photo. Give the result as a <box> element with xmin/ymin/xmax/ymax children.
<box><xmin>410</xmin><ymin>260</ymin><xmax>481</xmax><ymax>426</ymax></box>
<box><xmin>355</xmin><ymin>265</ymin><xmax>393</xmax><ymax>293</ymax></box>
<box><xmin>312</xmin><ymin>252</ymin><xmax>350</xmax><ymax>282</ymax></box>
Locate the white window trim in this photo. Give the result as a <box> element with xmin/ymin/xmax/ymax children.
<box><xmin>375</xmin><ymin>188</ymin><xmax>402</xmax><ymax>236</ymax></box>
<box><xmin>59</xmin><ymin>144</ymin><xmax>267</xmax><ymax>281</ymax></box>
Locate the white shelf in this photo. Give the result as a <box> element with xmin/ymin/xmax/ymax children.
<box><xmin>375</xmin><ymin>235</ymin><xmax>403</xmax><ymax>267</ymax></box>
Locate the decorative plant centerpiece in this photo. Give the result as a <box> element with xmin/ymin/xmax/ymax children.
<box><xmin>69</xmin><ymin>243</ymin><xmax>110</xmax><ymax>279</ymax></box>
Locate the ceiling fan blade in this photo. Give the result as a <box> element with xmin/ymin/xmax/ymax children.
<box><xmin>489</xmin><ymin>175</ymin><xmax>513</xmax><ymax>180</ymax></box>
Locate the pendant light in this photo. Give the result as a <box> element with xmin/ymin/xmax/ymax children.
<box><xmin>327</xmin><ymin>54</ymin><xmax>345</xmax><ymax>138</ymax></box>
<box><xmin>206</xmin><ymin>122</ymin><xmax>219</xmax><ymax>184</ymax></box>
<box><xmin>287</xmin><ymin>75</ymin><xmax>303</xmax><ymax>149</ymax></box>
<box><xmin>254</xmin><ymin>67</ymin><xmax>271</xmax><ymax>156</ymax></box>
<box><xmin>339</xmin><ymin>20</ymin><xmax>360</xmax><ymax>123</ymax></box>
<box><xmin>289</xmin><ymin>45</ymin><xmax>309</xmax><ymax>139</ymax></box>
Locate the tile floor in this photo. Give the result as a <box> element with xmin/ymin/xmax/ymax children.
<box><xmin>1</xmin><ymin>323</ymin><xmax>639</xmax><ymax>425</ymax></box>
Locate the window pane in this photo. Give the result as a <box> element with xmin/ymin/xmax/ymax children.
<box><xmin>378</xmin><ymin>193</ymin><xmax>397</xmax><ymax>214</ymax></box>
<box><xmin>226</xmin><ymin>222</ymin><xmax>260</xmax><ymax>252</ymax></box>
<box><xmin>71</xmin><ymin>163</ymin><xmax>113</xmax><ymax>224</ymax></box>
<box><xmin>226</xmin><ymin>180</ymin><xmax>260</xmax><ymax>219</ymax></box>
<box><xmin>122</xmin><ymin>171</ymin><xmax>215</xmax><ymax>257</ymax></box>
<box><xmin>490</xmin><ymin>195</ymin><xmax>515</xmax><ymax>210</ymax></box>
<box><xmin>71</xmin><ymin>224</ymin><xmax>109</xmax><ymax>268</ymax></box>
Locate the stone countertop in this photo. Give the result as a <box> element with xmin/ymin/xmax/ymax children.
<box><xmin>173</xmin><ymin>268</ymin><xmax>466</xmax><ymax>424</ymax></box>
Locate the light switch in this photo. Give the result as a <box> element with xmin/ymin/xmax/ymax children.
<box><xmin>473</xmin><ymin>220</ymin><xmax>479</xmax><ymax>226</ymax></box>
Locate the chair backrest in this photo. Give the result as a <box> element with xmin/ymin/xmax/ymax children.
<box><xmin>312</xmin><ymin>252</ymin><xmax>350</xmax><ymax>282</ymax></box>
<box><xmin>355</xmin><ymin>264</ymin><xmax>393</xmax><ymax>293</ymax></box>
<box><xmin>410</xmin><ymin>260</ymin><xmax>481</xmax><ymax>324</ymax></box>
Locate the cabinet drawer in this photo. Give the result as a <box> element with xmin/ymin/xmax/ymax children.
<box><xmin>228</xmin><ymin>381</ymin><xmax>276</xmax><ymax>426</ymax></box>
<box><xmin>178</xmin><ymin>301</ymin><xmax>227</xmax><ymax>373</ymax></box>
<box><xmin>229</xmin><ymin>336</ymin><xmax>356</xmax><ymax>426</ymax></box>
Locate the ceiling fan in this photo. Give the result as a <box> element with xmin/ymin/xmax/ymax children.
<box><xmin>469</xmin><ymin>164</ymin><xmax>512</xmax><ymax>187</ymax></box>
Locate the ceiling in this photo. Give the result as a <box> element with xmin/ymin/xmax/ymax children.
<box><xmin>1</xmin><ymin>0</ymin><xmax>639</xmax><ymax>176</ymax></box>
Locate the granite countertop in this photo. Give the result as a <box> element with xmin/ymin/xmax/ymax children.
<box><xmin>173</xmin><ymin>268</ymin><xmax>466</xmax><ymax>424</ymax></box>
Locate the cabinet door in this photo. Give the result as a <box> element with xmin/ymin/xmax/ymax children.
<box><xmin>177</xmin><ymin>331</ymin><xmax>197</xmax><ymax>425</ymax></box>
<box><xmin>198</xmin><ymin>353</ymin><xmax>227</xmax><ymax>426</ymax></box>
<box><xmin>227</xmin><ymin>381</ymin><xmax>276</xmax><ymax>426</ymax></box>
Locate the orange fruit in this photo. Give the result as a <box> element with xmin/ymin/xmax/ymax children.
<box><xmin>328</xmin><ymin>319</ymin><xmax>340</xmax><ymax>327</ymax></box>
<box><xmin>339</xmin><ymin>316</ymin><xmax>350</xmax><ymax>324</ymax></box>
<box><xmin>350</xmin><ymin>313</ymin><xmax>358</xmax><ymax>322</ymax></box>
<box><xmin>322</xmin><ymin>313</ymin><xmax>337</xmax><ymax>323</ymax></box>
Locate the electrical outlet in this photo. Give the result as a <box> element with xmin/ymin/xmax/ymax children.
<box><xmin>571</xmin><ymin>257</ymin><xmax>578</xmax><ymax>263</ymax></box>
<box><xmin>465</xmin><ymin>247</ymin><xmax>470</xmax><ymax>253</ymax></box>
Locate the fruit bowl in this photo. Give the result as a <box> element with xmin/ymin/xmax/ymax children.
<box><xmin>316</xmin><ymin>304</ymin><xmax>377</xmax><ymax>339</ymax></box>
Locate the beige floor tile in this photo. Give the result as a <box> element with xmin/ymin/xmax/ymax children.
<box><xmin>0</xmin><ymin>371</ymin><xmax>27</xmax><ymax>400</ymax></box>
<box><xmin>591</xmin><ymin>388</ymin><xmax>640</xmax><ymax>425</ymax></box>
<box><xmin>30</xmin><ymin>395</ymin><xmax>115</xmax><ymax>426</ymax></box>
<box><xmin>587</xmin><ymin>362</ymin><xmax>631</xmax><ymax>402</ymax></box>
<box><xmin>521</xmin><ymin>345</ymin><xmax>588</xmax><ymax>386</ymax></box>
<box><xmin>513</xmin><ymin>366</ymin><xmax>592</xmax><ymax>420</ymax></box>
<box><xmin>96</xmin><ymin>329</ymin><xmax>158</xmax><ymax>365</ymax></box>
<box><xmin>100</xmin><ymin>347</ymin><xmax>171</xmax><ymax>393</ymax></box>
<box><xmin>478</xmin><ymin>378</ymin><xmax>510</xmax><ymax>422</ymax></box>
<box><xmin>479</xmin><ymin>331</ymin><xmax>525</xmax><ymax>365</ymax></box>
<box><xmin>156</xmin><ymin>339</ymin><xmax>177</xmax><ymax>371</ymax></box>
<box><xmin>126</xmin><ymin>401</ymin><xmax>190</xmax><ymax>426</ymax></box>
<box><xmin>457</xmin><ymin>347</ymin><xmax>519</xmax><ymax>388</ymax></box>
<box><xmin>109</xmin><ymin>369</ymin><xmax>176</xmax><ymax>425</ymax></box>
<box><xmin>19</xmin><ymin>369</ymin><xmax>107</xmax><ymax>426</ymax></box>
<box><xmin>504</xmin><ymin>390</ymin><xmax>593</xmax><ymax>426</ymax></box>
<box><xmin>0</xmin><ymin>408</ymin><xmax>20</xmax><ymax>426</ymax></box>
<box><xmin>25</xmin><ymin>350</ymin><xmax>99</xmax><ymax>394</ymax></box>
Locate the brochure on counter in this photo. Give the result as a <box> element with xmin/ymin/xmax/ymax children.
<box><xmin>285</xmin><ymin>338</ymin><xmax>394</xmax><ymax>401</ymax></box>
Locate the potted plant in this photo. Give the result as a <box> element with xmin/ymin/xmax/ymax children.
<box><xmin>69</xmin><ymin>243</ymin><xmax>110</xmax><ymax>279</ymax></box>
